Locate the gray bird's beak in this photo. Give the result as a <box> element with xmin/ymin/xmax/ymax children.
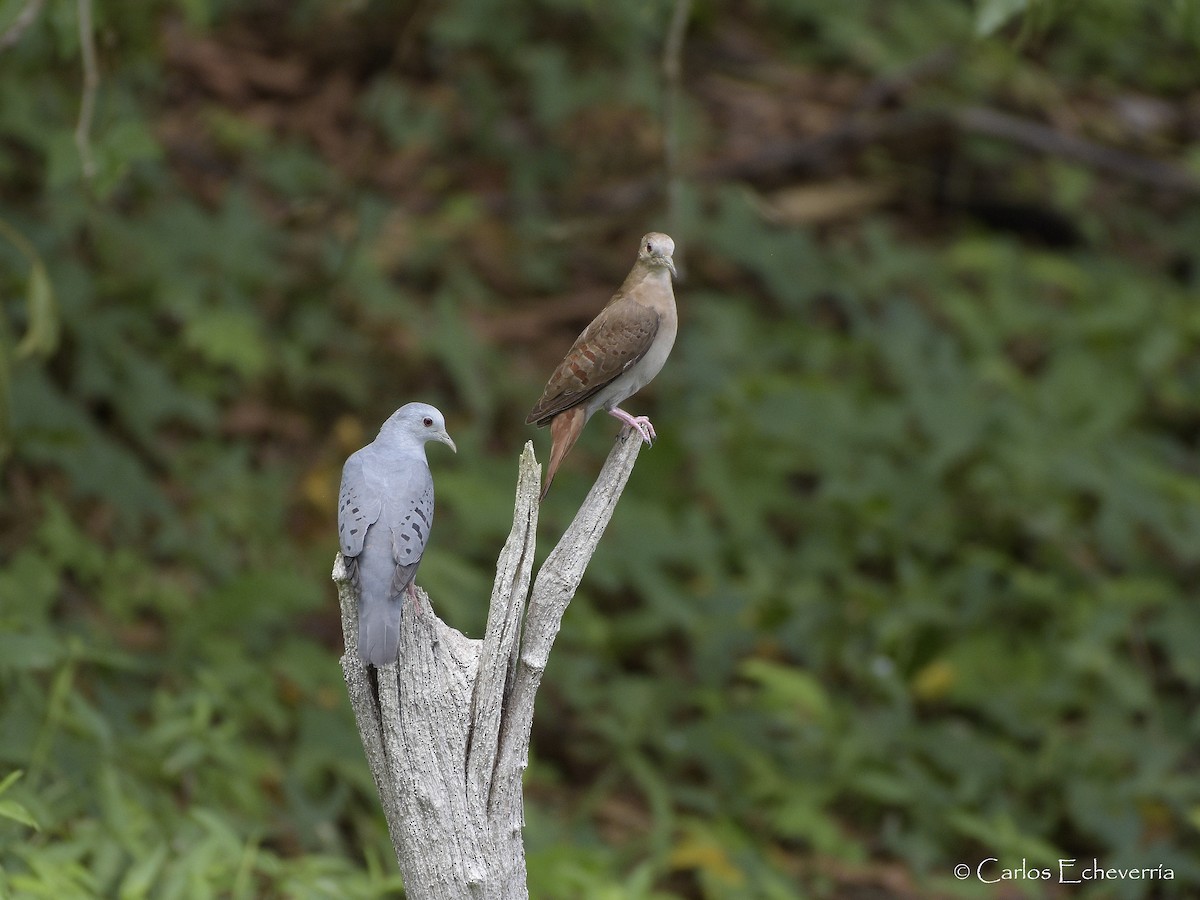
<box><xmin>665</xmin><ymin>257</ymin><xmax>678</xmax><ymax>279</ymax></box>
<box><xmin>438</xmin><ymin>431</ymin><xmax>457</xmax><ymax>453</ymax></box>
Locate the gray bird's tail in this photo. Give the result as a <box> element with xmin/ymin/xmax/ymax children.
<box><xmin>358</xmin><ymin>596</ymin><xmax>403</xmax><ymax>666</ymax></box>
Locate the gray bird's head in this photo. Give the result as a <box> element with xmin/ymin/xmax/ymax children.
<box><xmin>379</xmin><ymin>402</ymin><xmax>457</xmax><ymax>453</ymax></box>
<box><xmin>637</xmin><ymin>232</ymin><xmax>677</xmax><ymax>279</ymax></box>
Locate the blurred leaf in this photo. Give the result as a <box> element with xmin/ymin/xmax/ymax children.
<box><xmin>0</xmin><ymin>771</ymin><xmax>39</xmax><ymax>831</ymax></box>
<box><xmin>0</xmin><ymin>329</ymin><xmax>8</xmax><ymax>459</ymax></box>
<box><xmin>14</xmin><ymin>260</ymin><xmax>57</xmax><ymax>360</ymax></box>
<box><xmin>0</xmin><ymin>215</ymin><xmax>59</xmax><ymax>455</ymax></box>
<box><xmin>975</xmin><ymin>0</ymin><xmax>1028</xmax><ymax>36</ymax></box>
<box><xmin>947</xmin><ymin>810</ymin><xmax>1061</xmax><ymax>864</ymax></box>
<box><xmin>741</xmin><ymin>659</ymin><xmax>832</xmax><ymax>721</ymax></box>
<box><xmin>182</xmin><ymin>310</ymin><xmax>269</xmax><ymax>378</ymax></box>
<box><xmin>117</xmin><ymin>842</ymin><xmax>167</xmax><ymax>899</ymax></box>
<box><xmin>910</xmin><ymin>659</ymin><xmax>956</xmax><ymax>702</ymax></box>
<box><xmin>756</xmin><ymin>179</ymin><xmax>897</xmax><ymax>226</ymax></box>
<box><xmin>668</xmin><ymin>826</ymin><xmax>745</xmax><ymax>888</ymax></box>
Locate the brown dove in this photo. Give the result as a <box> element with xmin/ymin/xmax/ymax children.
<box><xmin>527</xmin><ymin>232</ymin><xmax>678</xmax><ymax>500</ymax></box>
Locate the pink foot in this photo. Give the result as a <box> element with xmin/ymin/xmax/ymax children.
<box><xmin>608</xmin><ymin>407</ymin><xmax>656</xmax><ymax>445</ymax></box>
<box><xmin>407</xmin><ymin>582</ymin><xmax>422</xmax><ymax>616</ymax></box>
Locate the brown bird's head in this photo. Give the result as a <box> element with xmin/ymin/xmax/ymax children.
<box><xmin>637</xmin><ymin>232</ymin><xmax>677</xmax><ymax>279</ymax></box>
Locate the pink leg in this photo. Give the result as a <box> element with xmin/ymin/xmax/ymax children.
<box><xmin>608</xmin><ymin>407</ymin><xmax>656</xmax><ymax>444</ymax></box>
<box><xmin>407</xmin><ymin>581</ymin><xmax>422</xmax><ymax>615</ymax></box>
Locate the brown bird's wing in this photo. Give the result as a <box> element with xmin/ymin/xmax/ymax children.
<box><xmin>526</xmin><ymin>296</ymin><xmax>660</xmax><ymax>426</ymax></box>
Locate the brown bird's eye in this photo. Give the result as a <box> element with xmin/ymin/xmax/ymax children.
<box><xmin>423</xmin><ymin>417</ymin><xmax>433</xmax><ymax>427</ymax></box>
<box><xmin>646</xmin><ymin>242</ymin><xmax>652</xmax><ymax>252</ymax></box>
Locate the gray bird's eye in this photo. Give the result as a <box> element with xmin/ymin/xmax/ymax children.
<box><xmin>423</xmin><ymin>417</ymin><xmax>433</xmax><ymax>427</ymax></box>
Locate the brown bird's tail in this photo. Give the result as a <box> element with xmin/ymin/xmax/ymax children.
<box><xmin>541</xmin><ymin>407</ymin><xmax>586</xmax><ymax>501</ymax></box>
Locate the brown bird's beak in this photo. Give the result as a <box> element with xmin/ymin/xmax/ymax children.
<box><xmin>437</xmin><ymin>430</ymin><xmax>457</xmax><ymax>453</ymax></box>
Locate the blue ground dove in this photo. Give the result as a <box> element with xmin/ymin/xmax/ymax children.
<box><xmin>527</xmin><ymin>232</ymin><xmax>678</xmax><ymax>500</ymax></box>
<box><xmin>338</xmin><ymin>403</ymin><xmax>456</xmax><ymax>666</ymax></box>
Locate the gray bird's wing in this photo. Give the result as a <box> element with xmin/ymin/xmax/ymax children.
<box><xmin>384</xmin><ymin>463</ymin><xmax>435</xmax><ymax>579</ymax></box>
<box><xmin>337</xmin><ymin>453</ymin><xmax>382</xmax><ymax>558</ymax></box>
<box><xmin>349</xmin><ymin>455</ymin><xmax>434</xmax><ymax>666</ymax></box>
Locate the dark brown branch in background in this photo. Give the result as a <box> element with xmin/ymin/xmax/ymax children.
<box><xmin>697</xmin><ymin>110</ymin><xmax>944</xmax><ymax>186</ymax></box>
<box><xmin>954</xmin><ymin>106</ymin><xmax>1200</xmax><ymax>196</ymax></box>
<box><xmin>568</xmin><ymin>110</ymin><xmax>942</xmax><ymax>216</ymax></box>
<box><xmin>569</xmin><ymin>105</ymin><xmax>1200</xmax><ymax>219</ymax></box>
<box><xmin>852</xmin><ymin>47</ymin><xmax>960</xmax><ymax>112</ymax></box>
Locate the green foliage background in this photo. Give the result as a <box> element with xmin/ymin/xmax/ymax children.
<box><xmin>2</xmin><ymin>0</ymin><xmax>1200</xmax><ymax>897</ymax></box>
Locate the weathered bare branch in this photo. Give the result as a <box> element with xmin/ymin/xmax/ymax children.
<box><xmin>336</xmin><ymin>432</ymin><xmax>643</xmax><ymax>899</ymax></box>
<box><xmin>494</xmin><ymin>431</ymin><xmax>643</xmax><ymax>816</ymax></box>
